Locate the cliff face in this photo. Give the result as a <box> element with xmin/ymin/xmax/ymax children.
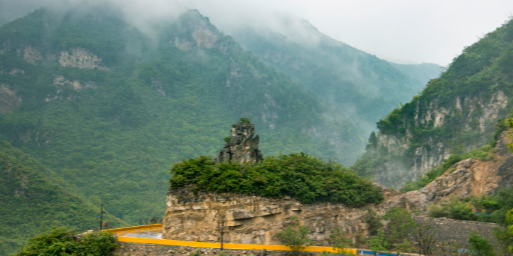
<box><xmin>402</xmin><ymin>131</ymin><xmax>513</xmax><ymax>204</ymax></box>
<box><xmin>373</xmin><ymin>90</ymin><xmax>508</xmax><ymax>188</ymax></box>
<box><xmin>163</xmin><ymin>131</ymin><xmax>513</xmax><ymax>245</ymax></box>
<box><xmin>353</xmin><ymin>18</ymin><xmax>513</xmax><ymax>188</ymax></box>
<box><xmin>163</xmin><ymin>187</ymin><xmax>387</xmax><ymax>245</ymax></box>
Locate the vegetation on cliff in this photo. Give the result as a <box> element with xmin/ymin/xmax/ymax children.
<box><xmin>170</xmin><ymin>153</ymin><xmax>383</xmax><ymax>207</ymax></box>
<box><xmin>353</xmin><ymin>17</ymin><xmax>513</xmax><ymax>188</ymax></box>
<box><xmin>425</xmin><ymin>186</ymin><xmax>513</xmax><ymax>224</ymax></box>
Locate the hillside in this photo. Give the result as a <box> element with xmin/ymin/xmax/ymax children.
<box><xmin>229</xmin><ymin>16</ymin><xmax>441</xmax><ymax>146</ymax></box>
<box><xmin>352</xmin><ymin>18</ymin><xmax>513</xmax><ymax>188</ymax></box>
<box><xmin>0</xmin><ymin>5</ymin><xmax>364</xmax><ymax>229</ymax></box>
<box><xmin>0</xmin><ymin>140</ymin><xmax>125</xmax><ymax>256</ymax></box>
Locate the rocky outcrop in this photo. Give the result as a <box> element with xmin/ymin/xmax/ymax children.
<box><xmin>411</xmin><ymin>131</ymin><xmax>513</xmax><ymax>201</ymax></box>
<box><xmin>163</xmin><ymin>132</ymin><xmax>513</xmax><ymax>246</ymax></box>
<box><xmin>19</xmin><ymin>46</ymin><xmax>43</xmax><ymax>64</ymax></box>
<box><xmin>58</xmin><ymin>48</ymin><xmax>106</xmax><ymax>70</ymax></box>
<box><xmin>171</xmin><ymin>10</ymin><xmax>242</xmax><ymax>55</ymax></box>
<box><xmin>163</xmin><ymin>187</ymin><xmax>376</xmax><ymax>246</ymax></box>
<box><xmin>0</xmin><ymin>84</ymin><xmax>21</xmax><ymax>114</ymax></box>
<box><xmin>162</xmin><ymin>183</ymin><xmax>497</xmax><ymax>246</ymax></box>
<box><xmin>372</xmin><ymin>91</ymin><xmax>509</xmax><ymax>188</ymax></box>
<box><xmin>215</xmin><ymin>123</ymin><xmax>263</xmax><ymax>164</ymax></box>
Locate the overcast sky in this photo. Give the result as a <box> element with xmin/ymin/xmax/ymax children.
<box><xmin>2</xmin><ymin>0</ymin><xmax>513</xmax><ymax>66</ymax></box>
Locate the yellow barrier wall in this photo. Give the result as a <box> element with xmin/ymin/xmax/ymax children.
<box><xmin>117</xmin><ymin>236</ymin><xmax>356</xmax><ymax>254</ymax></box>
<box><xmin>104</xmin><ymin>225</ymin><xmax>356</xmax><ymax>254</ymax></box>
<box><xmin>102</xmin><ymin>224</ymin><xmax>162</xmax><ymax>234</ymax></box>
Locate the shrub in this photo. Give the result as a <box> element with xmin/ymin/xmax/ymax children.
<box><xmin>14</xmin><ymin>227</ymin><xmax>117</xmax><ymax>256</ymax></box>
<box><xmin>170</xmin><ymin>153</ymin><xmax>383</xmax><ymax>207</ymax></box>
<box><xmin>428</xmin><ymin>197</ymin><xmax>475</xmax><ymax>221</ymax></box>
<box><xmin>468</xmin><ymin>232</ymin><xmax>496</xmax><ymax>256</ymax></box>
<box><xmin>237</xmin><ymin>117</ymin><xmax>251</xmax><ymax>124</ymax></box>
<box><xmin>276</xmin><ymin>217</ymin><xmax>313</xmax><ymax>254</ymax></box>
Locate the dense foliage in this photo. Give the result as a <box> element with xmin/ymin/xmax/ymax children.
<box><xmin>353</xmin><ymin>17</ymin><xmax>513</xmax><ymax>187</ymax></box>
<box><xmin>0</xmin><ymin>140</ymin><xmax>125</xmax><ymax>256</ymax></box>
<box><xmin>170</xmin><ymin>153</ymin><xmax>383</xmax><ymax>206</ymax></box>
<box><xmin>13</xmin><ymin>227</ymin><xmax>117</xmax><ymax>256</ymax></box>
<box><xmin>426</xmin><ymin>186</ymin><xmax>513</xmax><ymax>224</ymax></box>
<box><xmin>468</xmin><ymin>232</ymin><xmax>497</xmax><ymax>256</ymax></box>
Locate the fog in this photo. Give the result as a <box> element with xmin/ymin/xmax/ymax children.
<box><xmin>3</xmin><ymin>0</ymin><xmax>511</xmax><ymax>66</ymax></box>
<box><xmin>182</xmin><ymin>0</ymin><xmax>513</xmax><ymax>66</ymax></box>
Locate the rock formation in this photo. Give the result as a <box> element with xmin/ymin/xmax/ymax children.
<box><xmin>215</xmin><ymin>123</ymin><xmax>264</xmax><ymax>164</ymax></box>
<box><xmin>163</xmin><ymin>132</ymin><xmax>513</xmax><ymax>247</ymax></box>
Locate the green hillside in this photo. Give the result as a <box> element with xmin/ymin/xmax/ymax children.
<box><xmin>0</xmin><ymin>141</ymin><xmax>125</xmax><ymax>256</ymax></box>
<box><xmin>230</xmin><ymin>19</ymin><xmax>440</xmax><ymax>147</ymax></box>
<box><xmin>352</xmin><ymin>18</ymin><xmax>513</xmax><ymax>188</ymax></box>
<box><xmin>0</xmin><ymin>5</ymin><xmax>362</xmax><ymax>231</ymax></box>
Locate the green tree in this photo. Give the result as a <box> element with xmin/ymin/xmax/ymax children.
<box><xmin>276</xmin><ymin>216</ymin><xmax>313</xmax><ymax>255</ymax></box>
<box><xmin>237</xmin><ymin>118</ymin><xmax>251</xmax><ymax>124</ymax></box>
<box><xmin>329</xmin><ymin>228</ymin><xmax>351</xmax><ymax>255</ymax></box>
<box><xmin>415</xmin><ymin>222</ymin><xmax>437</xmax><ymax>256</ymax></box>
<box><xmin>369</xmin><ymin>230</ymin><xmax>388</xmax><ymax>255</ymax></box>
<box><xmin>492</xmin><ymin>227</ymin><xmax>513</xmax><ymax>255</ymax></box>
<box><xmin>383</xmin><ymin>207</ymin><xmax>417</xmax><ymax>254</ymax></box>
<box><xmin>395</xmin><ymin>239</ymin><xmax>415</xmax><ymax>255</ymax></box>
<box><xmin>364</xmin><ymin>209</ymin><xmax>383</xmax><ymax>236</ymax></box>
<box><xmin>507</xmin><ymin>209</ymin><xmax>513</xmax><ymax>253</ymax></box>
<box><xmin>468</xmin><ymin>232</ymin><xmax>496</xmax><ymax>256</ymax></box>
<box><xmin>14</xmin><ymin>227</ymin><xmax>117</xmax><ymax>256</ymax></box>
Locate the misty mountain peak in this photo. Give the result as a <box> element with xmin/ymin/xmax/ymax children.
<box><xmin>160</xmin><ymin>9</ymin><xmax>241</xmax><ymax>54</ymax></box>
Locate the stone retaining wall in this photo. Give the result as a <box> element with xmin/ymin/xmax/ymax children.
<box><xmin>115</xmin><ymin>242</ymin><xmax>294</xmax><ymax>256</ymax></box>
<box><xmin>414</xmin><ymin>217</ymin><xmax>502</xmax><ymax>251</ymax></box>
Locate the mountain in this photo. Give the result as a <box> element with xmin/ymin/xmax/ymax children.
<box><xmin>0</xmin><ymin>140</ymin><xmax>126</xmax><ymax>256</ymax></box>
<box><xmin>227</xmin><ymin>15</ymin><xmax>441</xmax><ymax>145</ymax></box>
<box><xmin>352</xmin><ymin>18</ymin><xmax>513</xmax><ymax>189</ymax></box>
<box><xmin>0</xmin><ymin>5</ymin><xmax>365</xmax><ymax>233</ymax></box>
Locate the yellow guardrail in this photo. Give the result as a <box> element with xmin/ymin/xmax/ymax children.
<box><xmin>102</xmin><ymin>224</ymin><xmax>162</xmax><ymax>234</ymax></box>
<box><xmin>103</xmin><ymin>224</ymin><xmax>356</xmax><ymax>254</ymax></box>
<box><xmin>117</xmin><ymin>236</ymin><xmax>356</xmax><ymax>254</ymax></box>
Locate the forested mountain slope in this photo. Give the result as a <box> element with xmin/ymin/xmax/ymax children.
<box><xmin>0</xmin><ymin>6</ymin><xmax>361</xmax><ymax>229</ymax></box>
<box><xmin>0</xmin><ymin>141</ymin><xmax>126</xmax><ymax>256</ymax></box>
<box><xmin>229</xmin><ymin>16</ymin><xmax>441</xmax><ymax>143</ymax></box>
<box><xmin>352</xmin><ymin>18</ymin><xmax>513</xmax><ymax>188</ymax></box>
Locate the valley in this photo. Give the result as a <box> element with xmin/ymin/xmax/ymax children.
<box><xmin>2</xmin><ymin>2</ymin><xmax>513</xmax><ymax>256</ymax></box>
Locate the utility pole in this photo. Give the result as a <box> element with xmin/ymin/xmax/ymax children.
<box><xmin>98</xmin><ymin>204</ymin><xmax>106</xmax><ymax>231</ymax></box>
<box><xmin>220</xmin><ymin>215</ymin><xmax>225</xmax><ymax>250</ymax></box>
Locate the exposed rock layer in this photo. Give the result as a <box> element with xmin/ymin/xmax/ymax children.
<box><xmin>372</xmin><ymin>91</ymin><xmax>509</xmax><ymax>188</ymax></box>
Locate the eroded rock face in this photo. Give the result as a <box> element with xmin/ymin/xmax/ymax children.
<box><xmin>404</xmin><ymin>131</ymin><xmax>513</xmax><ymax>205</ymax></box>
<box><xmin>163</xmin><ymin>188</ymin><xmax>375</xmax><ymax>246</ymax></box>
<box><xmin>163</xmin><ymin>132</ymin><xmax>513</xmax><ymax>245</ymax></box>
<box><xmin>215</xmin><ymin>123</ymin><xmax>264</xmax><ymax>164</ymax></box>
<box><xmin>373</xmin><ymin>91</ymin><xmax>509</xmax><ymax>188</ymax></box>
